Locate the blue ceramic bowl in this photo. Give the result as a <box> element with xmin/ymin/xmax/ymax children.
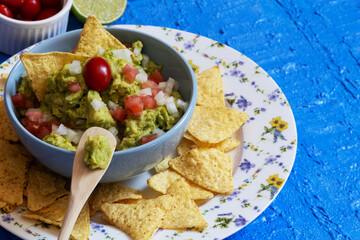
<box><xmin>4</xmin><ymin>28</ymin><xmax>197</xmax><ymax>182</ymax></box>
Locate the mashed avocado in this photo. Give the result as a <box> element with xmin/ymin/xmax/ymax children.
<box><xmin>43</xmin><ymin>133</ymin><xmax>76</xmax><ymax>151</ymax></box>
<box><xmin>16</xmin><ymin>42</ymin><xmax>186</xmax><ymax>152</ymax></box>
<box><xmin>84</xmin><ymin>135</ymin><xmax>112</xmax><ymax>169</ymax></box>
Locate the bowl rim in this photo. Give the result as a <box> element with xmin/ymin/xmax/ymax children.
<box><xmin>4</xmin><ymin>27</ymin><xmax>197</xmax><ymax>157</ymax></box>
<box><xmin>0</xmin><ymin>0</ymin><xmax>73</xmax><ymax>26</ymax></box>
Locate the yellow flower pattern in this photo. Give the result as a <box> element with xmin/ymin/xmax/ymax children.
<box><xmin>270</xmin><ymin>117</ymin><xmax>288</xmax><ymax>132</ymax></box>
<box><xmin>266</xmin><ymin>174</ymin><xmax>285</xmax><ymax>189</ymax></box>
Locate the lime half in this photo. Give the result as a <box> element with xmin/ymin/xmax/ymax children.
<box><xmin>72</xmin><ymin>0</ymin><xmax>127</xmax><ymax>25</ymax></box>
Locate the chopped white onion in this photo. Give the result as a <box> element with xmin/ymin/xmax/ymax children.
<box><xmin>166</xmin><ymin>102</ymin><xmax>179</xmax><ymax>117</ymax></box>
<box><xmin>65</xmin><ymin>128</ymin><xmax>77</xmax><ymax>142</ymax></box>
<box><xmin>113</xmin><ymin>49</ymin><xmax>133</xmax><ymax>62</ymax></box>
<box><xmin>69</xmin><ymin>60</ymin><xmax>82</xmax><ymax>75</ymax></box>
<box><xmin>108</xmin><ymin>126</ymin><xmax>119</xmax><ymax>136</ymax></box>
<box><xmin>52</xmin><ymin>124</ymin><xmax>59</xmax><ymax>132</ymax></box>
<box><xmin>54</xmin><ymin>124</ymin><xmax>68</xmax><ymax>136</ymax></box>
<box><xmin>153</xmin><ymin>128</ymin><xmax>165</xmax><ymax>137</ymax></box>
<box><xmin>107</xmin><ymin>100</ymin><xmax>118</xmax><ymax>111</ymax></box>
<box><xmin>133</xmin><ymin>47</ymin><xmax>141</xmax><ymax>56</ymax></box>
<box><xmin>91</xmin><ymin>98</ymin><xmax>107</xmax><ymax>111</ymax></box>
<box><xmin>135</xmin><ymin>68</ymin><xmax>148</xmax><ymax>83</ymax></box>
<box><xmin>98</xmin><ymin>48</ymin><xmax>105</xmax><ymax>55</ymax></box>
<box><xmin>177</xmin><ymin>99</ymin><xmax>189</xmax><ymax>112</ymax></box>
<box><xmin>115</xmin><ymin>136</ymin><xmax>121</xmax><ymax>146</ymax></box>
<box><xmin>158</xmin><ymin>82</ymin><xmax>167</xmax><ymax>91</ymax></box>
<box><xmin>154</xmin><ymin>91</ymin><xmax>167</xmax><ymax>106</ymax></box>
<box><xmin>141</xmin><ymin>54</ymin><xmax>149</xmax><ymax>68</ymax></box>
<box><xmin>139</xmin><ymin>88</ymin><xmax>152</xmax><ymax>96</ymax></box>
<box><xmin>166</xmin><ymin>96</ymin><xmax>174</xmax><ymax>104</ymax></box>
<box><xmin>165</xmin><ymin>77</ymin><xmax>176</xmax><ymax>95</ymax></box>
<box><xmin>71</xmin><ymin>130</ymin><xmax>83</xmax><ymax>145</ymax></box>
<box><xmin>40</xmin><ymin>113</ymin><xmax>54</xmax><ymax>123</ymax></box>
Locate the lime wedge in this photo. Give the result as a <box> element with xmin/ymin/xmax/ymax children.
<box><xmin>72</xmin><ymin>0</ymin><xmax>127</xmax><ymax>25</ymax></box>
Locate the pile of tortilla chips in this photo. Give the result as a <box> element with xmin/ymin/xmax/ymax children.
<box><xmin>0</xmin><ymin>15</ymin><xmax>249</xmax><ymax>240</ymax></box>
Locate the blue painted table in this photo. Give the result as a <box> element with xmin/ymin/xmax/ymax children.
<box><xmin>1</xmin><ymin>0</ymin><xmax>359</xmax><ymax>239</ymax></box>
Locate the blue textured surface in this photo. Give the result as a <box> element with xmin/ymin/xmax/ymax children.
<box><xmin>1</xmin><ymin>0</ymin><xmax>359</xmax><ymax>239</ymax></box>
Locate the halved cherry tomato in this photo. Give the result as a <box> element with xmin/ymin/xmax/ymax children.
<box><xmin>39</xmin><ymin>0</ymin><xmax>60</xmax><ymax>7</ymax></box>
<box><xmin>11</xmin><ymin>93</ymin><xmax>25</xmax><ymax>108</ymax></box>
<box><xmin>0</xmin><ymin>4</ymin><xmax>13</xmax><ymax>18</ymax></box>
<box><xmin>122</xmin><ymin>63</ymin><xmax>139</xmax><ymax>83</ymax></box>
<box><xmin>110</xmin><ymin>106</ymin><xmax>127</xmax><ymax>122</ymax></box>
<box><xmin>140</xmin><ymin>95</ymin><xmax>156</xmax><ymax>109</ymax></box>
<box><xmin>67</xmin><ymin>82</ymin><xmax>82</xmax><ymax>93</ymax></box>
<box><xmin>148</xmin><ymin>70</ymin><xmax>164</xmax><ymax>84</ymax></box>
<box><xmin>35</xmin><ymin>7</ymin><xmax>59</xmax><ymax>20</ymax></box>
<box><xmin>124</xmin><ymin>95</ymin><xmax>143</xmax><ymax>115</ymax></box>
<box><xmin>141</xmin><ymin>134</ymin><xmax>158</xmax><ymax>145</ymax></box>
<box><xmin>0</xmin><ymin>0</ymin><xmax>24</xmax><ymax>9</ymax></box>
<box><xmin>83</xmin><ymin>57</ymin><xmax>111</xmax><ymax>91</ymax></box>
<box><xmin>19</xmin><ymin>0</ymin><xmax>41</xmax><ymax>20</ymax></box>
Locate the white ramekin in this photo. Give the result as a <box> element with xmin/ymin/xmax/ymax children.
<box><xmin>0</xmin><ymin>0</ymin><xmax>73</xmax><ymax>55</ymax></box>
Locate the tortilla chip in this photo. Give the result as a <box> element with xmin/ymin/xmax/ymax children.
<box><xmin>161</xmin><ymin>178</ymin><xmax>208</xmax><ymax>230</ymax></box>
<box><xmin>101</xmin><ymin>195</ymin><xmax>174</xmax><ymax>240</ymax></box>
<box><xmin>20</xmin><ymin>52</ymin><xmax>88</xmax><ymax>101</ymax></box>
<box><xmin>26</xmin><ymin>163</ymin><xmax>69</xmax><ymax>211</ymax></box>
<box><xmin>147</xmin><ymin>169</ymin><xmax>213</xmax><ymax>200</ymax></box>
<box><xmin>0</xmin><ymin>98</ymin><xmax>19</xmax><ymax>141</ymax></box>
<box><xmin>1</xmin><ymin>204</ymin><xmax>17</xmax><ymax>213</ymax></box>
<box><xmin>90</xmin><ymin>183</ymin><xmax>142</xmax><ymax>212</ymax></box>
<box><xmin>179</xmin><ymin>135</ymin><xmax>239</xmax><ymax>154</ymax></box>
<box><xmin>0</xmin><ymin>150</ymin><xmax>30</xmax><ymax>205</ymax></box>
<box><xmin>169</xmin><ymin>148</ymin><xmax>233</xmax><ymax>194</ymax></box>
<box><xmin>187</xmin><ymin>106</ymin><xmax>248</xmax><ymax>143</ymax></box>
<box><xmin>196</xmin><ymin>66</ymin><xmax>225</xmax><ymax>107</ymax></box>
<box><xmin>23</xmin><ymin>196</ymin><xmax>90</xmax><ymax>240</ymax></box>
<box><xmin>154</xmin><ymin>156</ymin><xmax>172</xmax><ymax>172</ymax></box>
<box><xmin>75</xmin><ymin>15</ymin><xmax>126</xmax><ymax>57</ymax></box>
<box><xmin>0</xmin><ymin>201</ymin><xmax>6</xmax><ymax>208</ymax></box>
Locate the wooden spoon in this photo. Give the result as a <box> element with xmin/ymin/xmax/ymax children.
<box><xmin>58</xmin><ymin>127</ymin><xmax>116</xmax><ymax>240</ymax></box>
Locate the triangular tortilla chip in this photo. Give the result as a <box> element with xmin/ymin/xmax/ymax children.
<box><xmin>187</xmin><ymin>106</ymin><xmax>248</xmax><ymax>143</ymax></box>
<box><xmin>154</xmin><ymin>156</ymin><xmax>172</xmax><ymax>172</ymax></box>
<box><xmin>22</xmin><ymin>196</ymin><xmax>90</xmax><ymax>240</ymax></box>
<box><xmin>101</xmin><ymin>195</ymin><xmax>174</xmax><ymax>240</ymax></box>
<box><xmin>0</xmin><ymin>97</ymin><xmax>19</xmax><ymax>141</ymax></box>
<box><xmin>0</xmin><ymin>145</ymin><xmax>30</xmax><ymax>205</ymax></box>
<box><xmin>169</xmin><ymin>148</ymin><xmax>233</xmax><ymax>194</ymax></box>
<box><xmin>196</xmin><ymin>66</ymin><xmax>225</xmax><ymax>107</ymax></box>
<box><xmin>180</xmin><ymin>135</ymin><xmax>240</xmax><ymax>154</ymax></box>
<box><xmin>75</xmin><ymin>15</ymin><xmax>126</xmax><ymax>57</ymax></box>
<box><xmin>26</xmin><ymin>163</ymin><xmax>69</xmax><ymax>211</ymax></box>
<box><xmin>147</xmin><ymin>169</ymin><xmax>213</xmax><ymax>200</ymax></box>
<box><xmin>0</xmin><ymin>201</ymin><xmax>6</xmax><ymax>208</ymax></box>
<box><xmin>161</xmin><ymin>178</ymin><xmax>208</xmax><ymax>230</ymax></box>
<box><xmin>90</xmin><ymin>183</ymin><xmax>142</xmax><ymax>212</ymax></box>
<box><xmin>20</xmin><ymin>52</ymin><xmax>88</xmax><ymax>101</ymax></box>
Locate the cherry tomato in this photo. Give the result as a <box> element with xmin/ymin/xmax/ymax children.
<box><xmin>35</xmin><ymin>7</ymin><xmax>59</xmax><ymax>20</ymax></box>
<box><xmin>0</xmin><ymin>0</ymin><xmax>24</xmax><ymax>9</ymax></box>
<box><xmin>83</xmin><ymin>57</ymin><xmax>112</xmax><ymax>91</ymax></box>
<box><xmin>0</xmin><ymin>4</ymin><xmax>13</xmax><ymax>18</ymax></box>
<box><xmin>40</xmin><ymin>0</ymin><xmax>60</xmax><ymax>8</ymax></box>
<box><xmin>19</xmin><ymin>0</ymin><xmax>41</xmax><ymax>20</ymax></box>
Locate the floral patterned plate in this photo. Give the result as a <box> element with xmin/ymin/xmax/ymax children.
<box><xmin>0</xmin><ymin>25</ymin><xmax>297</xmax><ymax>240</ymax></box>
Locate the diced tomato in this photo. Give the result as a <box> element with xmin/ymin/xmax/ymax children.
<box><xmin>141</xmin><ymin>80</ymin><xmax>158</xmax><ymax>89</ymax></box>
<box><xmin>25</xmin><ymin>110</ymin><xmax>43</xmax><ymax>122</ymax></box>
<box><xmin>152</xmin><ymin>88</ymin><xmax>169</xmax><ymax>98</ymax></box>
<box><xmin>11</xmin><ymin>93</ymin><xmax>26</xmax><ymax>108</ymax></box>
<box><xmin>67</xmin><ymin>82</ymin><xmax>82</xmax><ymax>93</ymax></box>
<box><xmin>122</xmin><ymin>63</ymin><xmax>139</xmax><ymax>83</ymax></box>
<box><xmin>124</xmin><ymin>95</ymin><xmax>143</xmax><ymax>114</ymax></box>
<box><xmin>24</xmin><ymin>98</ymin><xmax>34</xmax><ymax>108</ymax></box>
<box><xmin>133</xmin><ymin>111</ymin><xmax>143</xmax><ymax>118</ymax></box>
<box><xmin>51</xmin><ymin>123</ymin><xmax>59</xmax><ymax>132</ymax></box>
<box><xmin>141</xmin><ymin>133</ymin><xmax>158</xmax><ymax>145</ymax></box>
<box><xmin>148</xmin><ymin>70</ymin><xmax>164</xmax><ymax>84</ymax></box>
<box><xmin>140</xmin><ymin>95</ymin><xmax>156</xmax><ymax>109</ymax></box>
<box><xmin>25</xmin><ymin>124</ymin><xmax>38</xmax><ymax>136</ymax></box>
<box><xmin>110</xmin><ymin>106</ymin><xmax>127</xmax><ymax>122</ymax></box>
<box><xmin>37</xmin><ymin>125</ymin><xmax>51</xmax><ymax>139</ymax></box>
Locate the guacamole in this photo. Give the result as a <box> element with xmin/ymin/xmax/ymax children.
<box><xmin>84</xmin><ymin>135</ymin><xmax>112</xmax><ymax>169</ymax></box>
<box><xmin>14</xmin><ymin>41</ymin><xmax>187</xmax><ymax>151</ymax></box>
